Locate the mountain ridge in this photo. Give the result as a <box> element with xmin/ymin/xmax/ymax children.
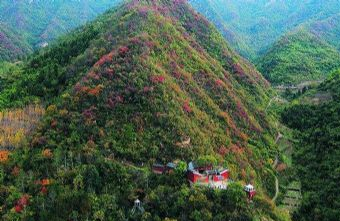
<box><xmin>0</xmin><ymin>1</ymin><xmax>289</xmax><ymax>220</ymax></box>
<box><xmin>256</xmin><ymin>28</ymin><xmax>340</xmax><ymax>85</ymax></box>
<box><xmin>0</xmin><ymin>0</ymin><xmax>120</xmax><ymax>61</ymax></box>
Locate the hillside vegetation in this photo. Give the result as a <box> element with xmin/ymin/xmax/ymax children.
<box><xmin>0</xmin><ymin>23</ymin><xmax>31</xmax><ymax>61</ymax></box>
<box><xmin>189</xmin><ymin>0</ymin><xmax>340</xmax><ymax>60</ymax></box>
<box><xmin>0</xmin><ymin>0</ymin><xmax>120</xmax><ymax>61</ymax></box>
<box><xmin>282</xmin><ymin>71</ymin><xmax>340</xmax><ymax>221</ymax></box>
<box><xmin>256</xmin><ymin>29</ymin><xmax>340</xmax><ymax>85</ymax></box>
<box><xmin>0</xmin><ymin>105</ymin><xmax>44</xmax><ymax>149</ymax></box>
<box><xmin>0</xmin><ymin>1</ymin><xmax>289</xmax><ymax>220</ymax></box>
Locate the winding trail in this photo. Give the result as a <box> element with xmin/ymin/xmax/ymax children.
<box><xmin>272</xmin><ymin>175</ymin><xmax>279</xmax><ymax>202</ymax></box>
<box><xmin>265</xmin><ymin>96</ymin><xmax>279</xmax><ymax>113</ymax></box>
<box><xmin>272</xmin><ymin>132</ymin><xmax>283</xmax><ymax>203</ymax></box>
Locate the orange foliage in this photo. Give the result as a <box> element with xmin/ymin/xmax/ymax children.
<box><xmin>42</xmin><ymin>149</ymin><xmax>53</xmax><ymax>158</ymax></box>
<box><xmin>0</xmin><ymin>150</ymin><xmax>9</xmax><ymax>163</ymax></box>
<box><xmin>41</xmin><ymin>179</ymin><xmax>51</xmax><ymax>186</ymax></box>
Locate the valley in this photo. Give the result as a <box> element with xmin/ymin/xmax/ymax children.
<box><xmin>0</xmin><ymin>0</ymin><xmax>338</xmax><ymax>220</ymax></box>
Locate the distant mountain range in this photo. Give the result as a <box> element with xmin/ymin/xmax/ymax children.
<box><xmin>0</xmin><ymin>0</ymin><xmax>120</xmax><ymax>61</ymax></box>
<box><xmin>189</xmin><ymin>0</ymin><xmax>340</xmax><ymax>59</ymax></box>
<box><xmin>189</xmin><ymin>0</ymin><xmax>340</xmax><ymax>85</ymax></box>
<box><xmin>256</xmin><ymin>28</ymin><xmax>340</xmax><ymax>85</ymax></box>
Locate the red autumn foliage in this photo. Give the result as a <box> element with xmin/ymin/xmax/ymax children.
<box><xmin>145</xmin><ymin>40</ymin><xmax>156</xmax><ymax>48</ymax></box>
<box><xmin>94</xmin><ymin>52</ymin><xmax>114</xmax><ymax>67</ymax></box>
<box><xmin>236</xmin><ymin>101</ymin><xmax>249</xmax><ymax>120</ymax></box>
<box><xmin>107</xmin><ymin>98</ymin><xmax>115</xmax><ymax>109</ymax></box>
<box><xmin>250</xmin><ymin>124</ymin><xmax>262</xmax><ymax>133</ymax></box>
<box><xmin>230</xmin><ymin>144</ymin><xmax>244</xmax><ymax>155</ymax></box>
<box><xmin>11</xmin><ymin>166</ymin><xmax>20</xmax><ymax>177</ymax></box>
<box><xmin>183</xmin><ymin>100</ymin><xmax>192</xmax><ymax>113</ymax></box>
<box><xmin>51</xmin><ymin>119</ymin><xmax>57</xmax><ymax>128</ymax></box>
<box><xmin>137</xmin><ymin>6</ymin><xmax>150</xmax><ymax>16</ymax></box>
<box><xmin>115</xmin><ymin>95</ymin><xmax>124</xmax><ymax>103</ymax></box>
<box><xmin>107</xmin><ymin>95</ymin><xmax>124</xmax><ymax>109</ymax></box>
<box><xmin>87</xmin><ymin>85</ymin><xmax>103</xmax><ymax>97</ymax></box>
<box><xmin>150</xmin><ymin>75</ymin><xmax>166</xmax><ymax>84</ymax></box>
<box><xmin>172</xmin><ymin>71</ymin><xmax>181</xmax><ymax>79</ymax></box>
<box><xmin>105</xmin><ymin>68</ymin><xmax>115</xmax><ymax>78</ymax></box>
<box><xmin>215</xmin><ymin>79</ymin><xmax>224</xmax><ymax>87</ymax></box>
<box><xmin>14</xmin><ymin>194</ymin><xmax>30</xmax><ymax>213</ymax></box>
<box><xmin>232</xmin><ymin>63</ymin><xmax>247</xmax><ymax>78</ymax></box>
<box><xmin>143</xmin><ymin>86</ymin><xmax>154</xmax><ymax>93</ymax></box>
<box><xmin>82</xmin><ymin>106</ymin><xmax>97</xmax><ymax>120</ymax></box>
<box><xmin>276</xmin><ymin>163</ymin><xmax>287</xmax><ymax>172</ymax></box>
<box><xmin>18</xmin><ymin>195</ymin><xmax>29</xmax><ymax>207</ymax></box>
<box><xmin>218</xmin><ymin>146</ymin><xmax>229</xmax><ymax>157</ymax></box>
<box><xmin>74</xmin><ymin>83</ymin><xmax>82</xmax><ymax>93</ymax></box>
<box><xmin>41</xmin><ymin>186</ymin><xmax>48</xmax><ymax>195</ymax></box>
<box><xmin>87</xmin><ymin>71</ymin><xmax>100</xmax><ymax>80</ymax></box>
<box><xmin>118</xmin><ymin>46</ymin><xmax>129</xmax><ymax>56</ymax></box>
<box><xmin>15</xmin><ymin>205</ymin><xmax>23</xmax><ymax>213</ymax></box>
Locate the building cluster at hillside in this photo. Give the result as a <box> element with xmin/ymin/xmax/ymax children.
<box><xmin>152</xmin><ymin>161</ymin><xmax>256</xmax><ymax>200</ymax></box>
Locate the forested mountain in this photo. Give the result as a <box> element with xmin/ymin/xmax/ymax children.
<box><xmin>0</xmin><ymin>23</ymin><xmax>31</xmax><ymax>61</ymax></box>
<box><xmin>189</xmin><ymin>0</ymin><xmax>340</xmax><ymax>60</ymax></box>
<box><xmin>256</xmin><ymin>29</ymin><xmax>340</xmax><ymax>85</ymax></box>
<box><xmin>282</xmin><ymin>71</ymin><xmax>340</xmax><ymax>221</ymax></box>
<box><xmin>184</xmin><ymin>0</ymin><xmax>340</xmax><ymax>85</ymax></box>
<box><xmin>0</xmin><ymin>0</ymin><xmax>120</xmax><ymax>61</ymax></box>
<box><xmin>0</xmin><ymin>0</ymin><xmax>289</xmax><ymax>220</ymax></box>
<box><xmin>308</xmin><ymin>14</ymin><xmax>340</xmax><ymax>51</ymax></box>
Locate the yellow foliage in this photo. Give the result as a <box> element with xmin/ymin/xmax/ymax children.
<box><xmin>46</xmin><ymin>105</ymin><xmax>57</xmax><ymax>114</ymax></box>
<box><xmin>0</xmin><ymin>105</ymin><xmax>44</xmax><ymax>148</ymax></box>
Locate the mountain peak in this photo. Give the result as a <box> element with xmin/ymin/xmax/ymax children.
<box><xmin>0</xmin><ymin>1</ymin><xmax>288</xmax><ymax>220</ymax></box>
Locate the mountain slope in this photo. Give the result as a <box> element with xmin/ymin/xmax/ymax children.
<box><xmin>189</xmin><ymin>0</ymin><xmax>340</xmax><ymax>59</ymax></box>
<box><xmin>308</xmin><ymin>14</ymin><xmax>340</xmax><ymax>51</ymax></box>
<box><xmin>0</xmin><ymin>23</ymin><xmax>31</xmax><ymax>61</ymax></box>
<box><xmin>0</xmin><ymin>1</ymin><xmax>289</xmax><ymax>220</ymax></box>
<box><xmin>188</xmin><ymin>0</ymin><xmax>253</xmax><ymax>59</ymax></box>
<box><xmin>0</xmin><ymin>0</ymin><xmax>120</xmax><ymax>61</ymax></box>
<box><xmin>282</xmin><ymin>71</ymin><xmax>340</xmax><ymax>221</ymax></box>
<box><xmin>256</xmin><ymin>29</ymin><xmax>340</xmax><ymax>85</ymax></box>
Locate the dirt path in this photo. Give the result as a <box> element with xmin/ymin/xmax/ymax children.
<box><xmin>272</xmin><ymin>132</ymin><xmax>283</xmax><ymax>203</ymax></box>
<box><xmin>265</xmin><ymin>96</ymin><xmax>279</xmax><ymax>112</ymax></box>
<box><xmin>272</xmin><ymin>176</ymin><xmax>279</xmax><ymax>202</ymax></box>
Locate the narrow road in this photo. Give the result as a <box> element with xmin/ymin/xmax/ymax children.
<box><xmin>272</xmin><ymin>132</ymin><xmax>283</xmax><ymax>203</ymax></box>
<box><xmin>265</xmin><ymin>96</ymin><xmax>278</xmax><ymax>113</ymax></box>
<box><xmin>272</xmin><ymin>176</ymin><xmax>279</xmax><ymax>202</ymax></box>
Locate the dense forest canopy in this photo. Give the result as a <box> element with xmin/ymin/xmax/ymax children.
<box><xmin>189</xmin><ymin>0</ymin><xmax>340</xmax><ymax>59</ymax></box>
<box><xmin>0</xmin><ymin>0</ymin><xmax>289</xmax><ymax>220</ymax></box>
<box><xmin>0</xmin><ymin>0</ymin><xmax>120</xmax><ymax>61</ymax></box>
<box><xmin>282</xmin><ymin>71</ymin><xmax>340</xmax><ymax>221</ymax></box>
<box><xmin>256</xmin><ymin>29</ymin><xmax>340</xmax><ymax>85</ymax></box>
<box><xmin>0</xmin><ymin>0</ymin><xmax>339</xmax><ymax>220</ymax></box>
